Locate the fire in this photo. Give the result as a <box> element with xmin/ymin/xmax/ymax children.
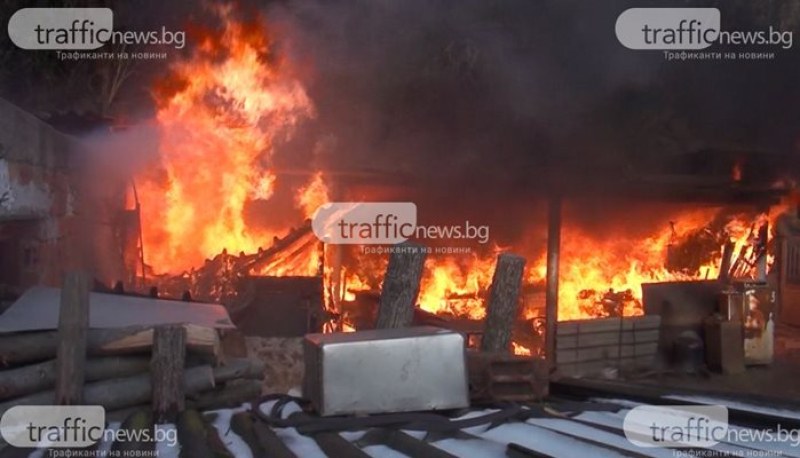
<box><xmin>341</xmin><ymin>205</ymin><xmax>781</xmax><ymax>324</ymax></box>
<box><xmin>417</xmin><ymin>254</ymin><xmax>497</xmax><ymax>319</ymax></box>
<box><xmin>297</xmin><ymin>172</ymin><xmax>329</xmax><ymax>219</ymax></box>
<box><xmin>134</xmin><ymin>5</ymin><xmax>790</xmax><ymax>356</ymax></box>
<box><xmin>139</xmin><ymin>6</ymin><xmax>320</xmax><ymax>273</ymax></box>
<box><xmin>512</xmin><ymin>342</ymin><xmax>533</xmax><ymax>356</ymax></box>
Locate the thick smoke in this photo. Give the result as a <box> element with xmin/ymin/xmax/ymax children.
<box><xmin>262</xmin><ymin>0</ymin><xmax>800</xmax><ymax>245</ymax></box>
<box><xmin>5</xmin><ymin>0</ymin><xmax>796</xmax><ymax>250</ymax></box>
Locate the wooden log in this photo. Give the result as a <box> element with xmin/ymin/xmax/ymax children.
<box><xmin>176</xmin><ymin>410</ymin><xmax>220</xmax><ymax>458</ymax></box>
<box><xmin>178</xmin><ymin>410</ymin><xmax>234</xmax><ymax>458</ymax></box>
<box><xmin>110</xmin><ymin>409</ymin><xmax>155</xmax><ymax>455</ymax></box>
<box><xmin>375</xmin><ymin>241</ymin><xmax>427</xmax><ymax>329</ymax></box>
<box><xmin>481</xmin><ymin>253</ymin><xmax>526</xmax><ymax>352</ymax></box>
<box><xmin>0</xmin><ymin>324</ymin><xmax>221</xmax><ymax>366</ymax></box>
<box><xmin>212</xmin><ymin>358</ymin><xmax>265</xmax><ymax>381</ymax></box>
<box><xmin>0</xmin><ymin>359</ymin><xmax>259</xmax><ymax>415</ymax></box>
<box><xmin>252</xmin><ymin>420</ymin><xmax>298</xmax><ymax>458</ymax></box>
<box><xmin>0</xmin><ymin>356</ymin><xmax>150</xmax><ymax>400</ymax></box>
<box><xmin>55</xmin><ymin>271</ymin><xmax>91</xmax><ymax>405</ymax></box>
<box><xmin>152</xmin><ymin>325</ymin><xmax>187</xmax><ymax>423</ymax></box>
<box><xmin>220</xmin><ymin>329</ymin><xmax>248</xmax><ymax>358</ymax></box>
<box><xmin>188</xmin><ymin>379</ymin><xmax>262</xmax><ymax>411</ymax></box>
<box><xmin>229</xmin><ymin>412</ymin><xmax>267</xmax><ymax>458</ymax></box>
<box><xmin>105</xmin><ymin>404</ymin><xmax>151</xmax><ymax>423</ymax></box>
<box><xmin>0</xmin><ymin>365</ymin><xmax>215</xmax><ymax>416</ymax></box>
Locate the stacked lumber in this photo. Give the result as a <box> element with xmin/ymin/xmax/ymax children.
<box><xmin>555</xmin><ymin>315</ymin><xmax>661</xmax><ymax>378</ymax></box>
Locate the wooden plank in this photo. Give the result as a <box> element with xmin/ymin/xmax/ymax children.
<box><xmin>151</xmin><ymin>325</ymin><xmax>187</xmax><ymax>423</ymax></box>
<box><xmin>55</xmin><ymin>271</ymin><xmax>90</xmax><ymax>405</ymax></box>
<box><xmin>481</xmin><ymin>253</ymin><xmax>526</xmax><ymax>352</ymax></box>
<box><xmin>375</xmin><ymin>242</ymin><xmax>427</xmax><ymax>329</ymax></box>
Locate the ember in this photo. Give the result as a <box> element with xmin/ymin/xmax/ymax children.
<box><xmin>139</xmin><ymin>5</ymin><xmax>320</xmax><ymax>273</ymax></box>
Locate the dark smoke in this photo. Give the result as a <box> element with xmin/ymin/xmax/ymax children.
<box><xmin>261</xmin><ymin>0</ymin><xmax>800</xmax><ymax>245</ymax></box>
<box><xmin>3</xmin><ymin>0</ymin><xmax>798</xmax><ymax>249</ymax></box>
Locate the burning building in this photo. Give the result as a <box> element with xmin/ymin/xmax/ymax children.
<box><xmin>86</xmin><ymin>6</ymin><xmax>793</xmax><ymax>365</ymax></box>
<box><xmin>3</xmin><ymin>1</ymin><xmax>800</xmax><ymax>456</ymax></box>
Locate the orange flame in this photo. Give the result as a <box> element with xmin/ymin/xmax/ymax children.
<box><xmin>136</xmin><ymin>6</ymin><xmax>789</xmax><ymax>355</ymax></box>
<box><xmin>139</xmin><ymin>6</ymin><xmax>318</xmax><ymax>273</ymax></box>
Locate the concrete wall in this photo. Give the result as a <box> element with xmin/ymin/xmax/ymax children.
<box><xmin>0</xmin><ymin>97</ymin><xmax>108</xmax><ymax>289</ymax></box>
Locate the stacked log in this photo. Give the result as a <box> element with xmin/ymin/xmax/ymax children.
<box><xmin>0</xmin><ymin>276</ymin><xmax>265</xmax><ymax>419</ymax></box>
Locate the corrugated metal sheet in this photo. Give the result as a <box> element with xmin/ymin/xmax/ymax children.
<box><xmin>0</xmin><ymin>286</ymin><xmax>235</xmax><ymax>333</ymax></box>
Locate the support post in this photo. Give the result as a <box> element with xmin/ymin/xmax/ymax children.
<box><xmin>481</xmin><ymin>253</ymin><xmax>526</xmax><ymax>352</ymax></box>
<box><xmin>55</xmin><ymin>271</ymin><xmax>90</xmax><ymax>405</ymax></box>
<box><xmin>151</xmin><ymin>325</ymin><xmax>187</xmax><ymax>423</ymax></box>
<box><xmin>718</xmin><ymin>240</ymin><xmax>735</xmax><ymax>282</ymax></box>
<box><xmin>545</xmin><ymin>196</ymin><xmax>562</xmax><ymax>372</ymax></box>
<box><xmin>375</xmin><ymin>242</ymin><xmax>427</xmax><ymax>329</ymax></box>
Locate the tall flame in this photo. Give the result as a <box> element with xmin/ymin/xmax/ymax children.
<box><xmin>140</xmin><ymin>6</ymin><xmax>317</xmax><ymax>273</ymax></box>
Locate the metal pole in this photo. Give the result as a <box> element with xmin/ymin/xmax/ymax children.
<box><xmin>545</xmin><ymin>195</ymin><xmax>562</xmax><ymax>372</ymax></box>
